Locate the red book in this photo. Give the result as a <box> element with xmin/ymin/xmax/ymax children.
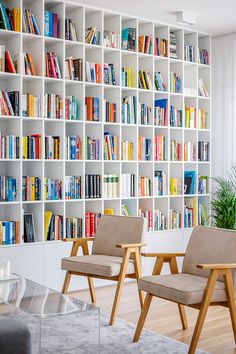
<box><xmin>45</xmin><ymin>53</ymin><xmax>49</xmax><ymax>77</ymax></box>
<box><xmin>5</xmin><ymin>51</ymin><xmax>16</xmax><ymax>73</ymax></box>
<box><xmin>65</xmin><ymin>98</ymin><xmax>68</xmax><ymax>119</ymax></box>
<box><xmin>85</xmin><ymin>212</ymin><xmax>90</xmax><ymax>237</ymax></box>
<box><xmin>90</xmin><ymin>213</ymin><xmax>95</xmax><ymax>236</ymax></box>
<box><xmin>49</xmin><ymin>53</ymin><xmax>57</xmax><ymax>78</ymax></box>
<box><xmin>52</xmin><ymin>13</ymin><xmax>58</xmax><ymax>38</ymax></box>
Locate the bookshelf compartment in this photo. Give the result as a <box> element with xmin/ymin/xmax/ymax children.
<box><xmin>65</xmin><ymin>82</ymin><xmax>83</xmax><ymax>121</ymax></box>
<box><xmin>138</xmin><ymin>20</ymin><xmax>153</xmax><ymax>56</ymax></box>
<box><xmin>169</xmin><ymin>28</ymin><xmax>183</xmax><ymax>61</ymax></box>
<box><xmin>65</xmin><ymin>161</ymin><xmax>83</xmax><ymax>200</ymax></box>
<box><xmin>139</xmin><ymin>126</ymin><xmax>153</xmax><ymax>161</ymax></box>
<box><xmin>198</xmin><ymin>195</ymin><xmax>210</xmax><ymax>226</ymax></box>
<box><xmin>104</xmin><ymin>49</ymin><xmax>120</xmax><ymax>86</ymax></box>
<box><xmin>154</xmin><ymin>24</ymin><xmax>168</xmax><ymax>58</ymax></box>
<box><xmin>121</xmin><ymin>125</ymin><xmax>137</xmax><ymax>161</ymax></box>
<box><xmin>44</xmin><ymin>120</ymin><xmax>63</xmax><ymax>160</ymax></box>
<box><xmin>85</xmin><ymin>85</ymin><xmax>102</xmax><ymax>121</ymax></box>
<box><xmin>121</xmin><ymin>16</ymin><xmax>137</xmax><ymax>52</ymax></box>
<box><xmin>23</xmin><ymin>36</ymin><xmax>43</xmax><ymax>76</ymax></box>
<box><xmin>85</xmin><ymin>123</ymin><xmax>102</xmax><ymax>160</ymax></box>
<box><xmin>23</xmin><ymin>202</ymin><xmax>43</xmax><ymax>242</ymax></box>
<box><xmin>154</xmin><ymin>198</ymin><xmax>168</xmax><ymax>231</ymax></box>
<box><xmin>23</xmin><ymin>0</ymin><xmax>44</xmax><ymax>36</ymax></box>
<box><xmin>65</xmin><ymin>3</ymin><xmax>84</xmax><ymax>43</ymax></box>
<box><xmin>0</xmin><ymin>117</ymin><xmax>20</xmax><ymax>136</ymax></box>
<box><xmin>138</xmin><ymin>56</ymin><xmax>153</xmax><ymax>90</ymax></box>
<box><xmin>121</xmin><ymin>51</ymin><xmax>137</xmax><ymax>88</ymax></box>
<box><xmin>198</xmin><ymin>99</ymin><xmax>210</xmax><ymax>130</ymax></box>
<box><xmin>0</xmin><ymin>160</ymin><xmax>20</xmax><ymax>201</ymax></box>
<box><xmin>184</xmin><ymin>64</ymin><xmax>197</xmax><ymax>97</ymax></box>
<box><xmin>184</xmin><ymin>195</ymin><xmax>197</xmax><ymax>227</ymax></box>
<box><xmin>154</xmin><ymin>59</ymin><xmax>168</xmax><ymax>92</ymax></box>
<box><xmin>85</xmin><ymin>8</ymin><xmax>103</xmax><ymax>46</ymax></box>
<box><xmin>184</xmin><ymin>31</ymin><xmax>197</xmax><ymax>63</ymax></box>
<box><xmin>0</xmin><ymin>32</ymin><xmax>21</xmax><ymax>74</ymax></box>
<box><xmin>103</xmin><ymin>12</ymin><xmax>121</xmax><ymax>49</ymax></box>
<box><xmin>104</xmin><ymin>199</ymin><xmax>120</xmax><ymax>215</ymax></box>
<box><xmin>184</xmin><ymin>130</ymin><xmax>197</xmax><ymax>162</ymax></box>
<box><xmin>121</xmin><ymin>198</ymin><xmax>137</xmax><ymax>216</ymax></box>
<box><xmin>104</xmin><ymin>124</ymin><xmax>120</xmax><ymax>161</ymax></box>
<box><xmin>169</xmin><ymin>197</ymin><xmax>183</xmax><ymax>229</ymax></box>
<box><xmin>198</xmin><ymin>66</ymin><xmax>210</xmax><ymax>97</ymax></box>
<box><xmin>65</xmin><ymin>42</ymin><xmax>84</xmax><ymax>81</ymax></box>
<box><xmin>22</xmin><ymin>160</ymin><xmax>43</xmax><ymax>200</ymax></box>
<box><xmin>121</xmin><ymin>161</ymin><xmax>137</xmax><ymax>198</ymax></box>
<box><xmin>44</xmin><ymin>201</ymin><xmax>64</xmax><ymax>241</ymax></box>
<box><xmin>154</xmin><ymin>162</ymin><xmax>168</xmax><ymax>197</ymax></box>
<box><xmin>44</xmin><ymin>1</ymin><xmax>64</xmax><ymax>39</ymax></box>
<box><xmin>23</xmin><ymin>78</ymin><xmax>43</xmax><ymax>118</ymax></box>
<box><xmin>170</xmin><ymin>61</ymin><xmax>183</xmax><ymax>94</ymax></box>
<box><xmin>198</xmin><ymin>34</ymin><xmax>210</xmax><ymax>65</ymax></box>
<box><xmin>103</xmin><ymin>161</ymin><xmax>120</xmax><ymax>199</ymax></box>
<box><xmin>170</xmin><ymin>163</ymin><xmax>183</xmax><ymax>196</ymax></box>
<box><xmin>104</xmin><ymin>85</ymin><xmax>120</xmax><ymax>123</ymax></box>
<box><xmin>139</xmin><ymin>90</ymin><xmax>153</xmax><ymax>125</ymax></box>
<box><xmin>44</xmin><ymin>40</ymin><xmax>63</xmax><ymax>79</ymax></box>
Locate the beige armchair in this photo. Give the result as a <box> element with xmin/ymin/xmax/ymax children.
<box><xmin>133</xmin><ymin>226</ymin><xmax>236</xmax><ymax>354</ymax></box>
<box><xmin>61</xmin><ymin>214</ymin><xmax>146</xmax><ymax>325</ymax></box>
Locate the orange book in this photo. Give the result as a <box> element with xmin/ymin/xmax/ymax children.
<box><xmin>85</xmin><ymin>97</ymin><xmax>93</xmax><ymax>121</ymax></box>
<box><xmin>138</xmin><ymin>136</ymin><xmax>142</xmax><ymax>160</ymax></box>
<box><xmin>26</xmin><ymin>53</ymin><xmax>36</xmax><ymax>76</ymax></box>
<box><xmin>95</xmin><ymin>64</ymin><xmax>100</xmax><ymax>83</ymax></box>
<box><xmin>15</xmin><ymin>221</ymin><xmax>19</xmax><ymax>244</ymax></box>
<box><xmin>138</xmin><ymin>36</ymin><xmax>144</xmax><ymax>53</ymax></box>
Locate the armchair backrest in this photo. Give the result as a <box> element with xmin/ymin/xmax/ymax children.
<box><xmin>182</xmin><ymin>226</ymin><xmax>236</xmax><ymax>282</ymax></box>
<box><xmin>92</xmin><ymin>215</ymin><xmax>144</xmax><ymax>258</ymax></box>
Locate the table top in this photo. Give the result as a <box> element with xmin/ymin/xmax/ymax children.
<box><xmin>0</xmin><ymin>274</ymin><xmax>98</xmax><ymax>319</ymax></box>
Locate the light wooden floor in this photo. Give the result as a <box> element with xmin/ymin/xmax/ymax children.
<box><xmin>70</xmin><ymin>281</ymin><xmax>236</xmax><ymax>354</ymax></box>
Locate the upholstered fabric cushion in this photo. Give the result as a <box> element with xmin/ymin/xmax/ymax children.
<box><xmin>139</xmin><ymin>273</ymin><xmax>227</xmax><ymax>305</ymax></box>
<box><xmin>183</xmin><ymin>226</ymin><xmax>236</xmax><ymax>283</ymax></box>
<box><xmin>92</xmin><ymin>215</ymin><xmax>144</xmax><ymax>258</ymax></box>
<box><xmin>61</xmin><ymin>254</ymin><xmax>135</xmax><ymax>277</ymax></box>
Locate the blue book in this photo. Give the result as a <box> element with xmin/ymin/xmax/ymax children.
<box><xmin>90</xmin><ymin>65</ymin><xmax>95</xmax><ymax>82</ymax></box>
<box><xmin>93</xmin><ymin>97</ymin><xmax>99</xmax><ymax>121</ymax></box>
<box><xmin>71</xmin><ymin>136</ymin><xmax>76</xmax><ymax>159</ymax></box>
<box><xmin>5</xmin><ymin>221</ymin><xmax>10</xmax><ymax>244</ymax></box>
<box><xmin>0</xmin><ymin>3</ymin><xmax>11</xmax><ymax>30</ymax></box>
<box><xmin>9</xmin><ymin>136</ymin><xmax>12</xmax><ymax>159</ymax></box>
<box><xmin>31</xmin><ymin>14</ymin><xmax>40</xmax><ymax>35</ymax></box>
<box><xmin>44</xmin><ymin>11</ymin><xmax>49</xmax><ymax>36</ymax></box>
<box><xmin>49</xmin><ymin>11</ymin><xmax>53</xmax><ymax>37</ymax></box>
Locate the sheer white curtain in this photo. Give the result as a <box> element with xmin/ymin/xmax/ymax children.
<box><xmin>212</xmin><ymin>33</ymin><xmax>236</xmax><ymax>178</ymax></box>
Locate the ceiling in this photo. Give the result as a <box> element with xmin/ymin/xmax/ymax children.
<box><xmin>78</xmin><ymin>0</ymin><xmax>236</xmax><ymax>37</ymax></box>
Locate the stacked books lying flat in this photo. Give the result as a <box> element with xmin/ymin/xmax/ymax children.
<box><xmin>44</xmin><ymin>10</ymin><xmax>58</xmax><ymax>38</ymax></box>
<box><xmin>22</xmin><ymin>94</ymin><xmax>40</xmax><ymax>118</ymax></box>
<box><xmin>122</xmin><ymin>140</ymin><xmax>133</xmax><ymax>160</ymax></box>
<box><xmin>170</xmin><ymin>72</ymin><xmax>181</xmax><ymax>93</ymax></box>
<box><xmin>103</xmin><ymin>174</ymin><xmax>119</xmax><ymax>198</ymax></box>
<box><xmin>184</xmin><ymin>198</ymin><xmax>196</xmax><ymax>228</ymax></box>
<box><xmin>45</xmin><ymin>52</ymin><xmax>62</xmax><ymax>79</ymax></box>
<box><xmin>85</xmin><ymin>212</ymin><xmax>101</xmax><ymax>237</ymax></box>
<box><xmin>170</xmin><ymin>106</ymin><xmax>182</xmax><ymax>127</ymax></box>
<box><xmin>65</xmin><ymin>18</ymin><xmax>78</xmax><ymax>41</ymax></box>
<box><xmin>170</xmin><ymin>177</ymin><xmax>182</xmax><ymax>195</ymax></box>
<box><xmin>104</xmin><ymin>30</ymin><xmax>120</xmax><ymax>49</ymax></box>
<box><xmin>85</xmin><ymin>136</ymin><xmax>99</xmax><ymax>160</ymax></box>
<box><xmin>85</xmin><ymin>27</ymin><xmax>100</xmax><ymax>45</ymax></box>
<box><xmin>86</xmin><ymin>61</ymin><xmax>101</xmax><ymax>83</ymax></box>
<box><xmin>198</xmin><ymin>49</ymin><xmax>209</xmax><ymax>65</ymax></box>
<box><xmin>66</xmin><ymin>217</ymin><xmax>82</xmax><ymax>239</ymax></box>
<box><xmin>199</xmin><ymin>109</ymin><xmax>207</xmax><ymax>129</ymax></box>
<box><xmin>0</xmin><ymin>133</ymin><xmax>19</xmax><ymax>159</ymax></box>
<box><xmin>169</xmin><ymin>209</ymin><xmax>182</xmax><ymax>229</ymax></box>
<box><xmin>121</xmin><ymin>96</ymin><xmax>137</xmax><ymax>124</ymax></box>
<box><xmin>184</xmin><ymin>142</ymin><xmax>196</xmax><ymax>161</ymax></box>
<box><xmin>85</xmin><ymin>97</ymin><xmax>99</xmax><ymax>121</ymax></box>
<box><xmin>198</xmin><ymin>203</ymin><xmax>208</xmax><ymax>225</ymax></box>
<box><xmin>45</xmin><ymin>136</ymin><xmax>60</xmax><ymax>160</ymax></box>
<box><xmin>184</xmin><ymin>171</ymin><xmax>196</xmax><ymax>195</ymax></box>
<box><xmin>23</xmin><ymin>8</ymin><xmax>40</xmax><ymax>35</ymax></box>
<box><xmin>65</xmin><ymin>57</ymin><xmax>83</xmax><ymax>81</ymax></box>
<box><xmin>0</xmin><ymin>91</ymin><xmax>19</xmax><ymax>116</ymax></box>
<box><xmin>104</xmin><ymin>100</ymin><xmax>117</xmax><ymax>123</ymax></box>
<box><xmin>65</xmin><ymin>176</ymin><xmax>82</xmax><ymax>200</ymax></box>
<box><xmin>170</xmin><ymin>140</ymin><xmax>182</xmax><ymax>161</ymax></box>
<box><xmin>138</xmin><ymin>209</ymin><xmax>152</xmax><ymax>232</ymax></box>
<box><xmin>154</xmin><ymin>135</ymin><xmax>166</xmax><ymax>161</ymax></box>
<box><xmin>0</xmin><ymin>220</ymin><xmax>20</xmax><ymax>245</ymax></box>
<box><xmin>154</xmin><ymin>72</ymin><xmax>166</xmax><ymax>91</ymax></box>
<box><xmin>139</xmin><ymin>70</ymin><xmax>152</xmax><ymax>89</ymax></box>
<box><xmin>154</xmin><ymin>99</ymin><xmax>168</xmax><ymax>126</ymax></box>
<box><xmin>139</xmin><ymin>176</ymin><xmax>152</xmax><ymax>197</ymax></box>
<box><xmin>138</xmin><ymin>35</ymin><xmax>152</xmax><ymax>54</ymax></box>
<box><xmin>22</xmin><ymin>176</ymin><xmax>41</xmax><ymax>201</ymax></box>
<box><xmin>154</xmin><ymin>209</ymin><xmax>167</xmax><ymax>231</ymax></box>
<box><xmin>122</xmin><ymin>27</ymin><xmax>136</xmax><ymax>52</ymax></box>
<box><xmin>198</xmin><ymin>175</ymin><xmax>208</xmax><ymax>194</ymax></box>
<box><xmin>22</xmin><ymin>135</ymin><xmax>41</xmax><ymax>159</ymax></box>
<box><xmin>121</xmin><ymin>66</ymin><xmax>133</xmax><ymax>87</ymax></box>
<box><xmin>121</xmin><ymin>174</ymin><xmax>135</xmax><ymax>198</ymax></box>
<box><xmin>0</xmin><ymin>176</ymin><xmax>17</xmax><ymax>201</ymax></box>
<box><xmin>169</xmin><ymin>31</ymin><xmax>177</xmax><ymax>59</ymax></box>
<box><xmin>24</xmin><ymin>52</ymin><xmax>36</xmax><ymax>75</ymax></box>
<box><xmin>185</xmin><ymin>45</ymin><xmax>195</xmax><ymax>62</ymax></box>
<box><xmin>198</xmin><ymin>141</ymin><xmax>209</xmax><ymax>161</ymax></box>
<box><xmin>44</xmin><ymin>211</ymin><xmax>63</xmax><ymax>241</ymax></box>
<box><xmin>65</xmin><ymin>96</ymin><xmax>79</xmax><ymax>120</ymax></box>
<box><xmin>45</xmin><ymin>93</ymin><xmax>62</xmax><ymax>119</ymax></box>
<box><xmin>104</xmin><ymin>63</ymin><xmax>116</xmax><ymax>85</ymax></box>
<box><xmin>139</xmin><ymin>103</ymin><xmax>151</xmax><ymax>125</ymax></box>
<box><xmin>65</xmin><ymin>135</ymin><xmax>82</xmax><ymax>160</ymax></box>
<box><xmin>0</xmin><ymin>3</ymin><xmax>20</xmax><ymax>31</ymax></box>
<box><xmin>104</xmin><ymin>132</ymin><xmax>119</xmax><ymax>160</ymax></box>
<box><xmin>154</xmin><ymin>38</ymin><xmax>168</xmax><ymax>57</ymax></box>
<box><xmin>185</xmin><ymin>107</ymin><xmax>196</xmax><ymax>128</ymax></box>
<box><xmin>0</xmin><ymin>45</ymin><xmax>17</xmax><ymax>73</ymax></box>
<box><xmin>44</xmin><ymin>178</ymin><xmax>62</xmax><ymax>200</ymax></box>
<box><xmin>138</xmin><ymin>136</ymin><xmax>151</xmax><ymax>161</ymax></box>
<box><xmin>198</xmin><ymin>78</ymin><xmax>209</xmax><ymax>97</ymax></box>
<box><xmin>154</xmin><ymin>171</ymin><xmax>167</xmax><ymax>196</ymax></box>
<box><xmin>85</xmin><ymin>174</ymin><xmax>101</xmax><ymax>199</ymax></box>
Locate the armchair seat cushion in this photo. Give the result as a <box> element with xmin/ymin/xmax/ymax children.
<box><xmin>62</xmin><ymin>254</ymin><xmax>135</xmax><ymax>277</ymax></box>
<box><xmin>139</xmin><ymin>273</ymin><xmax>227</xmax><ymax>305</ymax></box>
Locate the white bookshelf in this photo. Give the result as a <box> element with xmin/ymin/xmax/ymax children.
<box><xmin>0</xmin><ymin>0</ymin><xmax>211</xmax><ymax>290</ymax></box>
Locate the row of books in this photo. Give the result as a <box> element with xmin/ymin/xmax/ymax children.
<box><xmin>45</xmin><ymin>136</ymin><xmax>60</xmax><ymax>160</ymax></box>
<box><xmin>85</xmin><ymin>27</ymin><xmax>100</xmax><ymax>45</ymax></box>
<box><xmin>185</xmin><ymin>45</ymin><xmax>195</xmax><ymax>62</ymax></box>
<box><xmin>65</xmin><ymin>96</ymin><xmax>79</xmax><ymax>120</ymax></box>
<box><xmin>0</xmin><ymin>176</ymin><xmax>17</xmax><ymax>201</ymax></box>
<box><xmin>22</xmin><ymin>94</ymin><xmax>40</xmax><ymax>118</ymax></box>
<box><xmin>44</xmin><ymin>178</ymin><xmax>62</xmax><ymax>200</ymax></box>
<box><xmin>121</xmin><ymin>140</ymin><xmax>133</xmax><ymax>160</ymax></box>
<box><xmin>23</xmin><ymin>52</ymin><xmax>35</xmax><ymax>76</ymax></box>
<box><xmin>104</xmin><ymin>31</ymin><xmax>120</xmax><ymax>49</ymax></box>
<box><xmin>154</xmin><ymin>38</ymin><xmax>168</xmax><ymax>57</ymax></box>
<box><xmin>104</xmin><ymin>132</ymin><xmax>119</xmax><ymax>160</ymax></box>
<box><xmin>0</xmin><ymin>3</ymin><xmax>20</xmax><ymax>31</ymax></box>
<box><xmin>0</xmin><ymin>45</ymin><xmax>17</xmax><ymax>73</ymax></box>
<box><xmin>185</xmin><ymin>107</ymin><xmax>196</xmax><ymax>128</ymax></box>
<box><xmin>198</xmin><ymin>141</ymin><xmax>209</xmax><ymax>161</ymax></box>
<box><xmin>103</xmin><ymin>174</ymin><xmax>119</xmax><ymax>198</ymax></box>
<box><xmin>198</xmin><ymin>78</ymin><xmax>209</xmax><ymax>97</ymax></box>
<box><xmin>139</xmin><ymin>103</ymin><xmax>151</xmax><ymax>125</ymax></box>
<box><xmin>104</xmin><ymin>100</ymin><xmax>117</xmax><ymax>123</ymax></box>
<box><xmin>154</xmin><ymin>72</ymin><xmax>166</xmax><ymax>91</ymax></box>
<box><xmin>121</xmin><ymin>96</ymin><xmax>137</xmax><ymax>124</ymax></box>
<box><xmin>169</xmin><ymin>209</ymin><xmax>182</xmax><ymax>229</ymax></box>
<box><xmin>154</xmin><ymin>135</ymin><xmax>167</xmax><ymax>161</ymax></box>
<box><xmin>65</xmin><ymin>217</ymin><xmax>82</xmax><ymax>239</ymax></box>
<box><xmin>22</xmin><ymin>135</ymin><xmax>41</xmax><ymax>160</ymax></box>
<box><xmin>169</xmin><ymin>32</ymin><xmax>177</xmax><ymax>59</ymax></box>
<box><xmin>65</xmin><ymin>135</ymin><xmax>82</xmax><ymax>160</ymax></box>
<box><xmin>121</xmin><ymin>66</ymin><xmax>132</xmax><ymax>87</ymax></box>
<box><xmin>85</xmin><ymin>61</ymin><xmax>101</xmax><ymax>83</ymax></box>
<box><xmin>199</xmin><ymin>109</ymin><xmax>208</xmax><ymax>129</ymax></box>
<box><xmin>85</xmin><ymin>212</ymin><xmax>101</xmax><ymax>237</ymax></box>
<box><xmin>198</xmin><ymin>49</ymin><xmax>209</xmax><ymax>65</ymax></box>
<box><xmin>44</xmin><ymin>93</ymin><xmax>63</xmax><ymax>120</ymax></box>
<box><xmin>170</xmin><ymin>106</ymin><xmax>182</xmax><ymax>127</ymax></box>
<box><xmin>170</xmin><ymin>72</ymin><xmax>181</xmax><ymax>93</ymax></box>
<box><xmin>0</xmin><ymin>133</ymin><xmax>19</xmax><ymax>159</ymax></box>
<box><xmin>85</xmin><ymin>174</ymin><xmax>101</xmax><ymax>199</ymax></box>
<box><xmin>155</xmin><ymin>99</ymin><xmax>168</xmax><ymax>126</ymax></box>
<box><xmin>138</xmin><ymin>35</ymin><xmax>152</xmax><ymax>54</ymax></box>
<box><xmin>23</xmin><ymin>8</ymin><xmax>40</xmax><ymax>35</ymax></box>
<box><xmin>121</xmin><ymin>174</ymin><xmax>135</xmax><ymax>198</ymax></box>
<box><xmin>198</xmin><ymin>175</ymin><xmax>207</xmax><ymax>194</ymax></box>
<box><xmin>85</xmin><ymin>96</ymin><xmax>99</xmax><ymax>121</ymax></box>
<box><xmin>154</xmin><ymin>171</ymin><xmax>167</xmax><ymax>196</ymax></box>
<box><xmin>65</xmin><ymin>57</ymin><xmax>83</xmax><ymax>81</ymax></box>
<box><xmin>198</xmin><ymin>203</ymin><xmax>208</xmax><ymax>225</ymax></box>
<box><xmin>154</xmin><ymin>209</ymin><xmax>167</xmax><ymax>231</ymax></box>
<box><xmin>104</xmin><ymin>63</ymin><xmax>116</xmax><ymax>85</ymax></box>
<box><xmin>22</xmin><ymin>176</ymin><xmax>41</xmax><ymax>201</ymax></box>
<box><xmin>184</xmin><ymin>171</ymin><xmax>196</xmax><ymax>195</ymax></box>
<box><xmin>138</xmin><ymin>136</ymin><xmax>151</xmax><ymax>161</ymax></box>
<box><xmin>122</xmin><ymin>28</ymin><xmax>136</xmax><ymax>52</ymax></box>
<box><xmin>139</xmin><ymin>70</ymin><xmax>152</xmax><ymax>90</ymax></box>
<box><xmin>45</xmin><ymin>52</ymin><xmax>62</xmax><ymax>79</ymax></box>
<box><xmin>138</xmin><ymin>209</ymin><xmax>152</xmax><ymax>232</ymax></box>
<box><xmin>65</xmin><ymin>176</ymin><xmax>82</xmax><ymax>200</ymax></box>
<box><xmin>44</xmin><ymin>211</ymin><xmax>63</xmax><ymax>241</ymax></box>
<box><xmin>65</xmin><ymin>19</ymin><xmax>78</xmax><ymax>41</ymax></box>
<box><xmin>0</xmin><ymin>91</ymin><xmax>19</xmax><ymax>116</ymax></box>
<box><xmin>139</xmin><ymin>176</ymin><xmax>152</xmax><ymax>197</ymax></box>
<box><xmin>184</xmin><ymin>198</ymin><xmax>196</xmax><ymax>228</ymax></box>
<box><xmin>85</xmin><ymin>137</ymin><xmax>99</xmax><ymax>160</ymax></box>
<box><xmin>44</xmin><ymin>11</ymin><xmax>58</xmax><ymax>38</ymax></box>
<box><xmin>170</xmin><ymin>178</ymin><xmax>182</xmax><ymax>195</ymax></box>
<box><xmin>170</xmin><ymin>140</ymin><xmax>182</xmax><ymax>161</ymax></box>
<box><xmin>0</xmin><ymin>221</ymin><xmax>19</xmax><ymax>245</ymax></box>
<box><xmin>184</xmin><ymin>142</ymin><xmax>196</xmax><ymax>162</ymax></box>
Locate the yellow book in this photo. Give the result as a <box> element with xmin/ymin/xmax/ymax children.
<box><xmin>22</xmin><ymin>136</ymin><xmax>27</xmax><ymax>159</ymax></box>
<box><xmin>29</xmin><ymin>94</ymin><xmax>34</xmax><ymax>117</ymax></box>
<box><xmin>30</xmin><ymin>176</ymin><xmax>35</xmax><ymax>200</ymax></box>
<box><xmin>44</xmin><ymin>211</ymin><xmax>52</xmax><ymax>241</ymax></box>
<box><xmin>127</xmin><ymin>67</ymin><xmax>131</xmax><ymax>87</ymax></box>
<box><xmin>141</xmin><ymin>71</ymin><xmax>147</xmax><ymax>89</ymax></box>
<box><xmin>104</xmin><ymin>209</ymin><xmax>114</xmax><ymax>215</ymax></box>
<box><xmin>44</xmin><ymin>178</ymin><xmax>47</xmax><ymax>200</ymax></box>
<box><xmin>12</xmin><ymin>8</ymin><xmax>21</xmax><ymax>32</ymax></box>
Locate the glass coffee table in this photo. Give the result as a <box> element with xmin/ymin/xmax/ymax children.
<box><xmin>0</xmin><ymin>275</ymin><xmax>100</xmax><ymax>354</ymax></box>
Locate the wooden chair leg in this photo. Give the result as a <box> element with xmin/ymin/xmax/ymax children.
<box><xmin>188</xmin><ymin>269</ymin><xmax>219</xmax><ymax>354</ymax></box>
<box><xmin>133</xmin><ymin>250</ymin><xmax>144</xmax><ymax>309</ymax></box>
<box><xmin>109</xmin><ymin>248</ymin><xmax>131</xmax><ymax>326</ymax></box>
<box><xmin>133</xmin><ymin>293</ymin><xmax>153</xmax><ymax>342</ymax></box>
<box><xmin>62</xmin><ymin>271</ymin><xmax>71</xmax><ymax>294</ymax></box>
<box><xmin>87</xmin><ymin>277</ymin><xmax>96</xmax><ymax>304</ymax></box>
<box><xmin>224</xmin><ymin>269</ymin><xmax>236</xmax><ymax>342</ymax></box>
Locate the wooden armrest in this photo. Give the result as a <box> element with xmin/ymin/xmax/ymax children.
<box><xmin>141</xmin><ymin>252</ymin><xmax>185</xmax><ymax>258</ymax></box>
<box><xmin>116</xmin><ymin>243</ymin><xmax>147</xmax><ymax>249</ymax></box>
<box><xmin>62</xmin><ymin>237</ymin><xmax>94</xmax><ymax>243</ymax></box>
<box><xmin>197</xmin><ymin>263</ymin><xmax>236</xmax><ymax>270</ymax></box>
